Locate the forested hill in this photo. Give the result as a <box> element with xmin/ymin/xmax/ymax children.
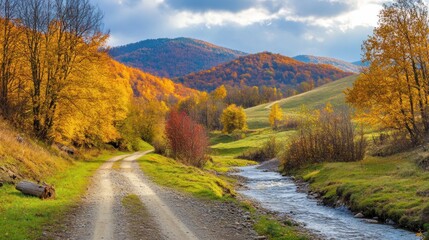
<box><xmin>175</xmin><ymin>52</ymin><xmax>353</xmax><ymax>92</ymax></box>
<box><xmin>293</xmin><ymin>55</ymin><xmax>361</xmax><ymax>73</ymax></box>
<box><xmin>109</xmin><ymin>60</ymin><xmax>198</xmax><ymax>102</ymax></box>
<box><xmin>109</xmin><ymin>37</ymin><xmax>247</xmax><ymax>78</ymax></box>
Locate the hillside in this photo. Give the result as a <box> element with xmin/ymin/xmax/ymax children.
<box><xmin>352</xmin><ymin>60</ymin><xmax>370</xmax><ymax>67</ymax></box>
<box><xmin>176</xmin><ymin>52</ymin><xmax>353</xmax><ymax>92</ymax></box>
<box><xmin>0</xmin><ymin>119</ymin><xmax>71</xmax><ymax>183</ymax></box>
<box><xmin>246</xmin><ymin>74</ymin><xmax>358</xmax><ymax>129</ymax></box>
<box><xmin>109</xmin><ymin>60</ymin><xmax>199</xmax><ymax>103</ymax></box>
<box><xmin>109</xmin><ymin>37</ymin><xmax>247</xmax><ymax>78</ymax></box>
<box><xmin>293</xmin><ymin>55</ymin><xmax>361</xmax><ymax>73</ymax></box>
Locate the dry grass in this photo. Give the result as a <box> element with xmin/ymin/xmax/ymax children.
<box><xmin>0</xmin><ymin>119</ymin><xmax>71</xmax><ymax>182</ymax></box>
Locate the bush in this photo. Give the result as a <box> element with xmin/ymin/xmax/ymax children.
<box><xmin>281</xmin><ymin>107</ymin><xmax>367</xmax><ymax>171</ymax></box>
<box><xmin>237</xmin><ymin>137</ymin><xmax>280</xmax><ymax>162</ymax></box>
<box><xmin>165</xmin><ymin>110</ymin><xmax>209</xmax><ymax>168</ymax></box>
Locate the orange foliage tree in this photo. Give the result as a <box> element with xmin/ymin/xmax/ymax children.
<box><xmin>165</xmin><ymin>110</ymin><xmax>208</xmax><ymax>167</ymax></box>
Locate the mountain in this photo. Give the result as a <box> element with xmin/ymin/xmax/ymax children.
<box><xmin>175</xmin><ymin>52</ymin><xmax>353</xmax><ymax>92</ymax></box>
<box><xmin>352</xmin><ymin>60</ymin><xmax>370</xmax><ymax>67</ymax></box>
<box><xmin>109</xmin><ymin>37</ymin><xmax>247</xmax><ymax>78</ymax></box>
<box><xmin>293</xmin><ymin>55</ymin><xmax>361</xmax><ymax>73</ymax></box>
<box><xmin>109</xmin><ymin>60</ymin><xmax>198</xmax><ymax>102</ymax></box>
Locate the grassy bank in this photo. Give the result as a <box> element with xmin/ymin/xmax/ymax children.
<box><xmin>138</xmin><ymin>153</ymin><xmax>236</xmax><ymax>199</ymax></box>
<box><xmin>298</xmin><ymin>150</ymin><xmax>429</xmax><ymax>231</ymax></box>
<box><xmin>0</xmin><ymin>152</ymin><xmax>120</xmax><ymax>240</ymax></box>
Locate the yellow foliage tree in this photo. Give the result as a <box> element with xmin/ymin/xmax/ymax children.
<box><xmin>346</xmin><ymin>0</ymin><xmax>429</xmax><ymax>144</ymax></box>
<box><xmin>221</xmin><ymin>104</ymin><xmax>247</xmax><ymax>133</ymax></box>
<box><xmin>269</xmin><ymin>103</ymin><xmax>283</xmax><ymax>129</ymax></box>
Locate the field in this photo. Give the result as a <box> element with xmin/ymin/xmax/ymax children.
<box><xmin>246</xmin><ymin>75</ymin><xmax>357</xmax><ymax>129</ymax></box>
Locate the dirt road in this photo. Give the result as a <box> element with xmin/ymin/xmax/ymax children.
<box><xmin>50</xmin><ymin>152</ymin><xmax>259</xmax><ymax>240</ymax></box>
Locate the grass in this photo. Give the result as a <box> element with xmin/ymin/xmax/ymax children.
<box><xmin>136</xmin><ymin>139</ymin><xmax>154</xmax><ymax>151</ymax></box>
<box><xmin>0</xmin><ymin>152</ymin><xmax>119</xmax><ymax>240</ymax></box>
<box><xmin>137</xmin><ymin>153</ymin><xmax>235</xmax><ymax>199</ymax></box>
<box><xmin>0</xmin><ymin>119</ymin><xmax>72</xmax><ymax>182</ymax></box>
<box><xmin>254</xmin><ymin>216</ymin><xmax>309</xmax><ymax>240</ymax></box>
<box><xmin>245</xmin><ymin>75</ymin><xmax>357</xmax><ymax>129</ymax></box>
<box><xmin>298</xmin><ymin>150</ymin><xmax>429</xmax><ymax>231</ymax></box>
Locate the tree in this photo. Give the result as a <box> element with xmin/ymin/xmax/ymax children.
<box><xmin>17</xmin><ymin>0</ymin><xmax>105</xmax><ymax>140</ymax></box>
<box><xmin>0</xmin><ymin>0</ymin><xmax>23</xmax><ymax>119</ymax></box>
<box><xmin>269</xmin><ymin>103</ymin><xmax>283</xmax><ymax>129</ymax></box>
<box><xmin>346</xmin><ymin>0</ymin><xmax>429</xmax><ymax>144</ymax></box>
<box><xmin>221</xmin><ymin>104</ymin><xmax>247</xmax><ymax>133</ymax></box>
<box><xmin>165</xmin><ymin>110</ymin><xmax>208</xmax><ymax>167</ymax></box>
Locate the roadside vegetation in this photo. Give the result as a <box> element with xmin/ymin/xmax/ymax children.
<box><xmin>0</xmin><ymin>152</ymin><xmax>119</xmax><ymax>239</ymax></box>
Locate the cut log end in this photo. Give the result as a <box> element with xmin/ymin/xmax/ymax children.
<box><xmin>16</xmin><ymin>181</ymin><xmax>56</xmax><ymax>199</ymax></box>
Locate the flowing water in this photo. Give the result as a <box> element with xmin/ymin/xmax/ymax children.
<box><xmin>234</xmin><ymin>165</ymin><xmax>419</xmax><ymax>240</ymax></box>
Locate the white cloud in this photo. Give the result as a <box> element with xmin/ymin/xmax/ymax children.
<box><xmin>93</xmin><ymin>0</ymin><xmax>398</xmax><ymax>60</ymax></box>
<box><xmin>171</xmin><ymin>8</ymin><xmax>276</xmax><ymax>28</ymax></box>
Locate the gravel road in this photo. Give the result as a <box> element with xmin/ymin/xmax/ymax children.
<box><xmin>48</xmin><ymin>152</ymin><xmax>260</xmax><ymax>240</ymax></box>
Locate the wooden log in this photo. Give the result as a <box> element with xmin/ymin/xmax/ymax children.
<box><xmin>16</xmin><ymin>181</ymin><xmax>55</xmax><ymax>199</ymax></box>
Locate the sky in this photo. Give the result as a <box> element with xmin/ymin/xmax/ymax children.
<box><xmin>90</xmin><ymin>0</ymin><xmax>395</xmax><ymax>62</ymax></box>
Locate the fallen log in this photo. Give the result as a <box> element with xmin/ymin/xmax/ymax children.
<box><xmin>16</xmin><ymin>181</ymin><xmax>55</xmax><ymax>199</ymax></box>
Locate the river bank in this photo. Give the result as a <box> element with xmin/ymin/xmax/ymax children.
<box><xmin>295</xmin><ymin>150</ymin><xmax>429</xmax><ymax>235</ymax></box>
<box><xmin>252</xmin><ymin>153</ymin><xmax>429</xmax><ymax>235</ymax></box>
<box><xmin>234</xmin><ymin>164</ymin><xmax>420</xmax><ymax>239</ymax></box>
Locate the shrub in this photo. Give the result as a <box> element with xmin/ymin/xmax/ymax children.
<box><xmin>237</xmin><ymin>137</ymin><xmax>280</xmax><ymax>162</ymax></box>
<box><xmin>281</xmin><ymin>107</ymin><xmax>367</xmax><ymax>171</ymax></box>
<box><xmin>165</xmin><ymin>110</ymin><xmax>209</xmax><ymax>168</ymax></box>
<box><xmin>370</xmin><ymin>131</ymin><xmax>414</xmax><ymax>157</ymax></box>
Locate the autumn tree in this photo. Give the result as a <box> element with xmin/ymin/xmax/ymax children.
<box><xmin>0</xmin><ymin>0</ymin><xmax>25</xmax><ymax>120</ymax></box>
<box><xmin>269</xmin><ymin>103</ymin><xmax>283</xmax><ymax>129</ymax></box>
<box><xmin>165</xmin><ymin>110</ymin><xmax>208</xmax><ymax>167</ymax></box>
<box><xmin>221</xmin><ymin>104</ymin><xmax>247</xmax><ymax>133</ymax></box>
<box><xmin>17</xmin><ymin>0</ymin><xmax>105</xmax><ymax>141</ymax></box>
<box><xmin>346</xmin><ymin>0</ymin><xmax>429</xmax><ymax>144</ymax></box>
<box><xmin>51</xmin><ymin>55</ymin><xmax>131</xmax><ymax>147</ymax></box>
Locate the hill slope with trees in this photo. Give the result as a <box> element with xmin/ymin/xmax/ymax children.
<box><xmin>109</xmin><ymin>37</ymin><xmax>247</xmax><ymax>78</ymax></box>
<box><xmin>176</xmin><ymin>52</ymin><xmax>353</xmax><ymax>92</ymax></box>
<box><xmin>109</xmin><ymin>60</ymin><xmax>198</xmax><ymax>103</ymax></box>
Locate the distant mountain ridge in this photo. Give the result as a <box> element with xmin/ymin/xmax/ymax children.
<box><xmin>176</xmin><ymin>52</ymin><xmax>353</xmax><ymax>92</ymax></box>
<box><xmin>109</xmin><ymin>37</ymin><xmax>247</xmax><ymax>78</ymax></box>
<box><xmin>293</xmin><ymin>55</ymin><xmax>362</xmax><ymax>73</ymax></box>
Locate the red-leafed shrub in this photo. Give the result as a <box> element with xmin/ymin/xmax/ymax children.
<box><xmin>165</xmin><ymin>110</ymin><xmax>209</xmax><ymax>167</ymax></box>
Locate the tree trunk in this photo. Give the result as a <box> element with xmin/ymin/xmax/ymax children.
<box><xmin>16</xmin><ymin>181</ymin><xmax>55</xmax><ymax>199</ymax></box>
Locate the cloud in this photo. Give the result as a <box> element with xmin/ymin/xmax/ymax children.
<box><xmin>91</xmin><ymin>0</ymin><xmax>391</xmax><ymax>61</ymax></box>
<box><xmin>164</xmin><ymin>0</ymin><xmax>253</xmax><ymax>12</ymax></box>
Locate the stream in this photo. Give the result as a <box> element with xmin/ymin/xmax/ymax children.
<box><xmin>234</xmin><ymin>165</ymin><xmax>419</xmax><ymax>240</ymax></box>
